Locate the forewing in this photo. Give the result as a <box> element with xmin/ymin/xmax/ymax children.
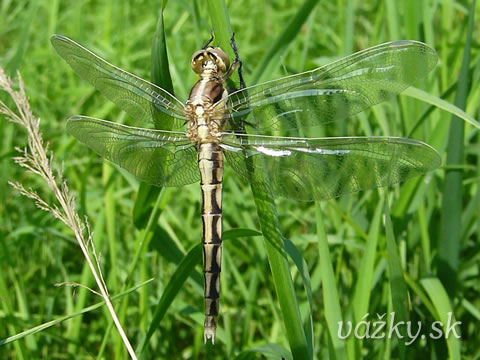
<box><xmin>67</xmin><ymin>116</ymin><xmax>199</xmax><ymax>187</ymax></box>
<box><xmin>226</xmin><ymin>41</ymin><xmax>437</xmax><ymax>134</ymax></box>
<box><xmin>221</xmin><ymin>134</ymin><xmax>440</xmax><ymax>201</ymax></box>
<box><xmin>51</xmin><ymin>35</ymin><xmax>187</xmax><ymax>129</ymax></box>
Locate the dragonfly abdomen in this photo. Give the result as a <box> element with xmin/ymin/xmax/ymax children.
<box><xmin>198</xmin><ymin>142</ymin><xmax>224</xmax><ymax>343</ymax></box>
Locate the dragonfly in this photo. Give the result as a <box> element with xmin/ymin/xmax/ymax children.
<box><xmin>51</xmin><ymin>34</ymin><xmax>440</xmax><ymax>343</ymax></box>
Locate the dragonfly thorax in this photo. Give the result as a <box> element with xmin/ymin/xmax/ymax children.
<box><xmin>185</xmin><ymin>46</ymin><xmax>231</xmax><ymax>145</ymax></box>
<box><xmin>185</xmin><ymin>77</ymin><xmax>228</xmax><ymax>144</ymax></box>
<box><xmin>185</xmin><ymin>101</ymin><xmax>226</xmax><ymax>144</ymax></box>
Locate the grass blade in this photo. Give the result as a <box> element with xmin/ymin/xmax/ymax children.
<box><xmin>137</xmin><ymin>244</ymin><xmax>202</xmax><ymax>354</ymax></box>
<box><xmin>0</xmin><ymin>272</ymin><xmax>29</xmax><ymax>358</ymax></box>
<box><xmin>5</xmin><ymin>0</ymin><xmax>39</xmax><ymax>75</ymax></box>
<box><xmin>438</xmin><ymin>0</ymin><xmax>476</xmax><ymax>293</ymax></box>
<box><xmin>404</xmin><ymin>87</ymin><xmax>480</xmax><ymax>130</ymax></box>
<box><xmin>421</xmin><ymin>278</ymin><xmax>461</xmax><ymax>359</ymax></box>
<box><xmin>350</xmin><ymin>199</ymin><xmax>383</xmax><ymax>355</ymax></box>
<box><xmin>236</xmin><ymin>343</ymin><xmax>293</xmax><ymax>360</ymax></box>
<box><xmin>252</xmin><ymin>190</ymin><xmax>311</xmax><ymax>359</ymax></box>
<box><xmin>0</xmin><ymin>279</ymin><xmax>154</xmax><ymax>346</ymax></box>
<box><xmin>133</xmin><ymin>0</ymin><xmax>173</xmax><ymax>228</ymax></box>
<box><xmin>206</xmin><ymin>0</ymin><xmax>234</xmax><ymax>56</ymax></box>
<box><xmin>251</xmin><ymin>0</ymin><xmax>320</xmax><ymax>84</ymax></box>
<box><xmin>316</xmin><ymin>202</ymin><xmax>347</xmax><ymax>358</ymax></box>
<box><xmin>284</xmin><ymin>237</ymin><xmax>314</xmax><ymax>353</ymax></box>
<box><xmin>384</xmin><ymin>199</ymin><xmax>408</xmax><ymax>359</ymax></box>
<box><xmin>66</xmin><ymin>209</ymin><xmax>106</xmax><ymax>351</ymax></box>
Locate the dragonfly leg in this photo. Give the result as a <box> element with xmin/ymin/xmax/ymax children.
<box><xmin>237</xmin><ymin>60</ymin><xmax>246</xmax><ymax>90</ymax></box>
<box><xmin>202</xmin><ymin>28</ymin><xmax>215</xmax><ymax>49</ymax></box>
<box><xmin>229</xmin><ymin>32</ymin><xmax>246</xmax><ymax>89</ymax></box>
<box><xmin>230</xmin><ymin>33</ymin><xmax>254</xmax><ymax>131</ymax></box>
<box><xmin>225</xmin><ymin>32</ymin><xmax>253</xmax><ymax>133</ymax></box>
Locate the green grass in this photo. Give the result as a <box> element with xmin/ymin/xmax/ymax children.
<box><xmin>1</xmin><ymin>0</ymin><xmax>480</xmax><ymax>359</ymax></box>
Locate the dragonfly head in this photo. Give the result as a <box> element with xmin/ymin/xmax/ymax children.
<box><xmin>191</xmin><ymin>47</ymin><xmax>230</xmax><ymax>76</ymax></box>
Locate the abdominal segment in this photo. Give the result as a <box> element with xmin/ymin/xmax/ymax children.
<box><xmin>198</xmin><ymin>142</ymin><xmax>224</xmax><ymax>343</ymax></box>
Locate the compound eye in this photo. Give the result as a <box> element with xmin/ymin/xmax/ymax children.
<box><xmin>209</xmin><ymin>48</ymin><xmax>230</xmax><ymax>73</ymax></box>
<box><xmin>191</xmin><ymin>50</ymin><xmax>206</xmax><ymax>74</ymax></box>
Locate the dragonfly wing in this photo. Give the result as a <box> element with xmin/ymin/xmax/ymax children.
<box><xmin>51</xmin><ymin>35</ymin><xmax>187</xmax><ymax>129</ymax></box>
<box><xmin>226</xmin><ymin>41</ymin><xmax>437</xmax><ymax>134</ymax></box>
<box><xmin>221</xmin><ymin>133</ymin><xmax>440</xmax><ymax>201</ymax></box>
<box><xmin>67</xmin><ymin>116</ymin><xmax>199</xmax><ymax>187</ymax></box>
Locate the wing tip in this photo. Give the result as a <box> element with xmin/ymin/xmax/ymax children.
<box><xmin>50</xmin><ymin>34</ymin><xmax>68</xmax><ymax>47</ymax></box>
<box><xmin>428</xmin><ymin>148</ymin><xmax>442</xmax><ymax>172</ymax></box>
<box><xmin>390</xmin><ymin>39</ymin><xmax>438</xmax><ymax>70</ymax></box>
<box><xmin>66</xmin><ymin>115</ymin><xmax>90</xmax><ymax>126</ymax></box>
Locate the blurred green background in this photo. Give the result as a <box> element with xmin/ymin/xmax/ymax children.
<box><xmin>1</xmin><ymin>0</ymin><xmax>479</xmax><ymax>359</ymax></box>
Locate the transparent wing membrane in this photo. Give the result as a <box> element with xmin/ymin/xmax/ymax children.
<box><xmin>51</xmin><ymin>35</ymin><xmax>187</xmax><ymax>129</ymax></box>
<box><xmin>54</xmin><ymin>35</ymin><xmax>440</xmax><ymax>199</ymax></box>
<box><xmin>226</xmin><ymin>41</ymin><xmax>438</xmax><ymax>134</ymax></box>
<box><xmin>221</xmin><ymin>134</ymin><xmax>440</xmax><ymax>201</ymax></box>
<box><xmin>67</xmin><ymin>116</ymin><xmax>199</xmax><ymax>187</ymax></box>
